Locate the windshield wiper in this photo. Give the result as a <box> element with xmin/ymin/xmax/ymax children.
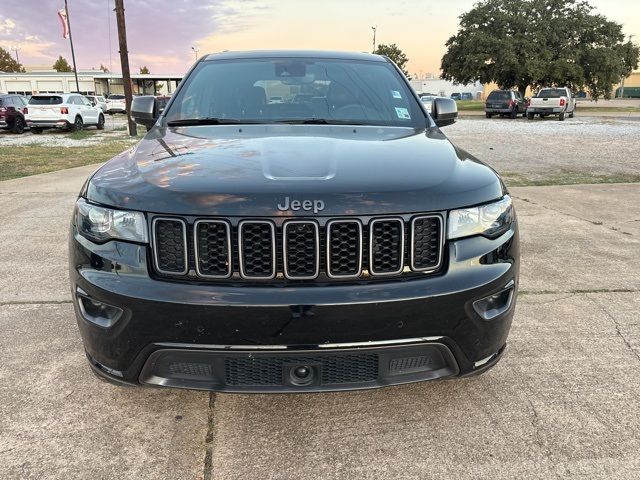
<box><xmin>166</xmin><ymin>118</ymin><xmax>261</xmax><ymax>126</ymax></box>
<box><xmin>274</xmin><ymin>118</ymin><xmax>367</xmax><ymax>125</ymax></box>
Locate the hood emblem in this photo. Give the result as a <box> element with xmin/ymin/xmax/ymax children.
<box><xmin>277</xmin><ymin>196</ymin><xmax>325</xmax><ymax>214</ymax></box>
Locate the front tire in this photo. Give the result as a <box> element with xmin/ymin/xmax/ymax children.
<box><xmin>96</xmin><ymin>114</ymin><xmax>105</xmax><ymax>130</ymax></box>
<box><xmin>72</xmin><ymin>116</ymin><xmax>84</xmax><ymax>131</ymax></box>
<box><xmin>510</xmin><ymin>109</ymin><xmax>517</xmax><ymax>119</ymax></box>
<box><xmin>485</xmin><ymin>112</ymin><xmax>492</xmax><ymax>119</ymax></box>
<box><xmin>527</xmin><ymin>112</ymin><xmax>534</xmax><ymax>120</ymax></box>
<box><xmin>12</xmin><ymin>116</ymin><xmax>25</xmax><ymax>134</ymax></box>
<box><xmin>568</xmin><ymin>111</ymin><xmax>574</xmax><ymax>118</ymax></box>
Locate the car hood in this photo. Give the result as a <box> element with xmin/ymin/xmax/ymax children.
<box><xmin>87</xmin><ymin>124</ymin><xmax>504</xmax><ymax>216</ymax></box>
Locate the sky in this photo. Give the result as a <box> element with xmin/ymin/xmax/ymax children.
<box><xmin>1</xmin><ymin>0</ymin><xmax>639</xmax><ymax>77</ymax></box>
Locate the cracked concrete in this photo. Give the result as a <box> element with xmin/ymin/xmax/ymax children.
<box><xmin>1</xmin><ymin>163</ymin><xmax>639</xmax><ymax>478</ymax></box>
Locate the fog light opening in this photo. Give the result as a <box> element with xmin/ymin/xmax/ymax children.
<box><xmin>473</xmin><ymin>281</ymin><xmax>515</xmax><ymax>320</ymax></box>
<box><xmin>76</xmin><ymin>290</ymin><xmax>123</xmax><ymax>328</ymax></box>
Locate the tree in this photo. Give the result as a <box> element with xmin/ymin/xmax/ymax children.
<box><xmin>374</xmin><ymin>44</ymin><xmax>411</xmax><ymax>79</ymax></box>
<box><xmin>52</xmin><ymin>56</ymin><xmax>73</xmax><ymax>72</ymax></box>
<box><xmin>99</xmin><ymin>63</ymin><xmax>109</xmax><ymax>73</ymax></box>
<box><xmin>139</xmin><ymin>65</ymin><xmax>150</xmax><ymax>74</ymax></box>
<box><xmin>0</xmin><ymin>47</ymin><xmax>25</xmax><ymax>73</ymax></box>
<box><xmin>440</xmin><ymin>0</ymin><xmax>639</xmax><ymax>99</ymax></box>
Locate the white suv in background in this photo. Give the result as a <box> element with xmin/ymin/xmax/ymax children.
<box><xmin>26</xmin><ymin>93</ymin><xmax>104</xmax><ymax>133</ymax></box>
<box><xmin>86</xmin><ymin>95</ymin><xmax>108</xmax><ymax>113</ymax></box>
<box><xmin>105</xmin><ymin>94</ymin><xmax>127</xmax><ymax>114</ymax></box>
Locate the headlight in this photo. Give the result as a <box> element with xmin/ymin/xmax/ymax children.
<box><xmin>75</xmin><ymin>198</ymin><xmax>148</xmax><ymax>243</ymax></box>
<box><xmin>447</xmin><ymin>196</ymin><xmax>514</xmax><ymax>240</ymax></box>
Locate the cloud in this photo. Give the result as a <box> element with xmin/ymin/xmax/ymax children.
<box><xmin>0</xmin><ymin>18</ymin><xmax>16</xmax><ymax>35</ymax></box>
<box><xmin>0</xmin><ymin>0</ymin><xmax>269</xmax><ymax>72</ymax></box>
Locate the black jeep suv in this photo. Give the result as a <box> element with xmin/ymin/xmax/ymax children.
<box><xmin>69</xmin><ymin>51</ymin><xmax>519</xmax><ymax>392</ymax></box>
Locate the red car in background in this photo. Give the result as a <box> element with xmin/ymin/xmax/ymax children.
<box><xmin>0</xmin><ymin>94</ymin><xmax>29</xmax><ymax>134</ymax></box>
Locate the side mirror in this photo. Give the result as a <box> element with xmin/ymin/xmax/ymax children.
<box><xmin>432</xmin><ymin>97</ymin><xmax>458</xmax><ymax>127</ymax></box>
<box><xmin>131</xmin><ymin>95</ymin><xmax>157</xmax><ymax>130</ymax></box>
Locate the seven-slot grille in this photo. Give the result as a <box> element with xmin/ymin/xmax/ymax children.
<box><xmin>152</xmin><ymin>215</ymin><xmax>443</xmax><ymax>282</ymax></box>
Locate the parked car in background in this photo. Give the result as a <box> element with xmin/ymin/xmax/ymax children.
<box><xmin>450</xmin><ymin>92</ymin><xmax>462</xmax><ymax>100</ymax></box>
<box><xmin>269</xmin><ymin>96</ymin><xmax>284</xmax><ymax>104</ymax></box>
<box><xmin>420</xmin><ymin>94</ymin><xmax>437</xmax><ymax>113</ymax></box>
<box><xmin>154</xmin><ymin>95</ymin><xmax>171</xmax><ymax>116</ymax></box>
<box><xmin>25</xmin><ymin>93</ymin><xmax>104</xmax><ymax>133</ymax></box>
<box><xmin>105</xmin><ymin>94</ymin><xmax>127</xmax><ymax>114</ymax></box>
<box><xmin>420</xmin><ymin>94</ymin><xmax>449</xmax><ymax>114</ymax></box>
<box><xmin>460</xmin><ymin>92</ymin><xmax>474</xmax><ymax>100</ymax></box>
<box><xmin>527</xmin><ymin>87</ymin><xmax>575</xmax><ymax>121</ymax></box>
<box><xmin>86</xmin><ymin>95</ymin><xmax>108</xmax><ymax>112</ymax></box>
<box><xmin>484</xmin><ymin>90</ymin><xmax>527</xmax><ymax>119</ymax></box>
<box><xmin>0</xmin><ymin>94</ymin><xmax>29</xmax><ymax>134</ymax></box>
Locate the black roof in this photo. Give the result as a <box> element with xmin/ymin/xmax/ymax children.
<box><xmin>203</xmin><ymin>50</ymin><xmax>386</xmax><ymax>62</ymax></box>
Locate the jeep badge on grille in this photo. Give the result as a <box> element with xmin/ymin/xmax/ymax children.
<box><xmin>277</xmin><ymin>196</ymin><xmax>325</xmax><ymax>214</ymax></box>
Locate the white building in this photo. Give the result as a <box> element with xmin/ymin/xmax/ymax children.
<box><xmin>0</xmin><ymin>71</ymin><xmax>183</xmax><ymax>96</ymax></box>
<box><xmin>410</xmin><ymin>78</ymin><xmax>484</xmax><ymax>99</ymax></box>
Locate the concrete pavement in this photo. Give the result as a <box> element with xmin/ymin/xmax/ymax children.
<box><xmin>0</xmin><ymin>165</ymin><xmax>639</xmax><ymax>479</ymax></box>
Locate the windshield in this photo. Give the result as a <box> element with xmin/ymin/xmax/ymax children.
<box><xmin>537</xmin><ymin>89</ymin><xmax>567</xmax><ymax>98</ymax></box>
<box><xmin>164</xmin><ymin>57</ymin><xmax>425</xmax><ymax>127</ymax></box>
<box><xmin>487</xmin><ymin>91</ymin><xmax>510</xmax><ymax>101</ymax></box>
<box><xmin>29</xmin><ymin>96</ymin><xmax>63</xmax><ymax>105</ymax></box>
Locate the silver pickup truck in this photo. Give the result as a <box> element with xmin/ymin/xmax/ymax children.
<box><xmin>527</xmin><ymin>87</ymin><xmax>576</xmax><ymax>121</ymax></box>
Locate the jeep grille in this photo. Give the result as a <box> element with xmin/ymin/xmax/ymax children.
<box><xmin>151</xmin><ymin>215</ymin><xmax>443</xmax><ymax>284</ymax></box>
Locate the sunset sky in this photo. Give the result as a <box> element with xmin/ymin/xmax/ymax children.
<box><xmin>1</xmin><ymin>0</ymin><xmax>638</xmax><ymax>77</ymax></box>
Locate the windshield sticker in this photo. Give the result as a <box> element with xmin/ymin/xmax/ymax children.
<box><xmin>395</xmin><ymin>107</ymin><xmax>411</xmax><ymax>119</ymax></box>
<box><xmin>391</xmin><ymin>90</ymin><xmax>402</xmax><ymax>99</ymax></box>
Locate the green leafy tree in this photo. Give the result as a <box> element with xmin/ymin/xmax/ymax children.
<box><xmin>440</xmin><ymin>0</ymin><xmax>639</xmax><ymax>99</ymax></box>
<box><xmin>139</xmin><ymin>65</ymin><xmax>150</xmax><ymax>74</ymax></box>
<box><xmin>0</xmin><ymin>47</ymin><xmax>25</xmax><ymax>73</ymax></box>
<box><xmin>374</xmin><ymin>43</ymin><xmax>411</xmax><ymax>79</ymax></box>
<box><xmin>52</xmin><ymin>55</ymin><xmax>73</xmax><ymax>72</ymax></box>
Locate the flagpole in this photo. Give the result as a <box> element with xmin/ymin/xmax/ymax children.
<box><xmin>64</xmin><ymin>0</ymin><xmax>80</xmax><ymax>93</ymax></box>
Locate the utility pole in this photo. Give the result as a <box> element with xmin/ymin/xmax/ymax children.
<box><xmin>11</xmin><ymin>46</ymin><xmax>20</xmax><ymax>64</ymax></box>
<box><xmin>191</xmin><ymin>46</ymin><xmax>199</xmax><ymax>62</ymax></box>
<box><xmin>64</xmin><ymin>0</ymin><xmax>81</xmax><ymax>93</ymax></box>
<box><xmin>371</xmin><ymin>26</ymin><xmax>377</xmax><ymax>53</ymax></box>
<box><xmin>114</xmin><ymin>0</ymin><xmax>137</xmax><ymax>136</ymax></box>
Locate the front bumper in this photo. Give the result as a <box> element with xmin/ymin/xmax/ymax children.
<box><xmin>69</xmin><ymin>221</ymin><xmax>519</xmax><ymax>392</ymax></box>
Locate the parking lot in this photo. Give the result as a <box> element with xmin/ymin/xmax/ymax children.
<box><xmin>1</xmin><ymin>115</ymin><xmax>639</xmax><ymax>479</ymax></box>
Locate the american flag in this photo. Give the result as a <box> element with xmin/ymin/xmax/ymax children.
<box><xmin>58</xmin><ymin>9</ymin><xmax>69</xmax><ymax>39</ymax></box>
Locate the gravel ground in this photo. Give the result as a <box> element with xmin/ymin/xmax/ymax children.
<box><xmin>0</xmin><ymin>114</ymin><xmax>129</xmax><ymax>148</ymax></box>
<box><xmin>446</xmin><ymin>115</ymin><xmax>640</xmax><ymax>184</ymax></box>
<box><xmin>2</xmin><ymin>114</ymin><xmax>638</xmax><ymax>184</ymax></box>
